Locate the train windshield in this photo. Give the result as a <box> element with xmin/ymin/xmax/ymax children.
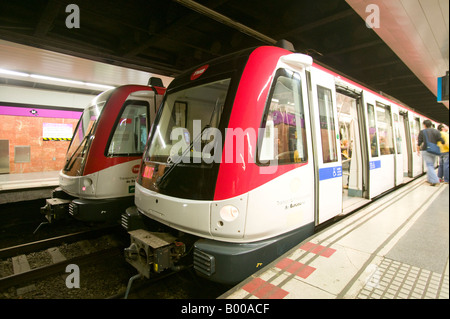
<box><xmin>63</xmin><ymin>91</ymin><xmax>111</xmax><ymax>175</ymax></box>
<box><xmin>146</xmin><ymin>78</ymin><xmax>231</xmax><ymax>164</ymax></box>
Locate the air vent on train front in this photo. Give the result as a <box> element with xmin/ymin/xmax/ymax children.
<box><xmin>193</xmin><ymin>249</ymin><xmax>215</xmax><ymax>277</ymax></box>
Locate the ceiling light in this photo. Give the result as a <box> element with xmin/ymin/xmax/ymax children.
<box><xmin>0</xmin><ymin>68</ymin><xmax>29</xmax><ymax>77</ymax></box>
<box><xmin>85</xmin><ymin>82</ymin><xmax>115</xmax><ymax>90</ymax></box>
<box><xmin>1</xmin><ymin>67</ymin><xmax>116</xmax><ymax>90</ymax></box>
<box><xmin>30</xmin><ymin>74</ymin><xmax>84</xmax><ymax>85</ymax></box>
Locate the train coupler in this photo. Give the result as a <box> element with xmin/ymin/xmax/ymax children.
<box><xmin>40</xmin><ymin>198</ymin><xmax>71</xmax><ymax>223</ymax></box>
<box><xmin>124</xmin><ymin>229</ymin><xmax>186</xmax><ymax>278</ymax></box>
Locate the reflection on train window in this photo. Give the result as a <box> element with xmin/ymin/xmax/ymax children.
<box><xmin>376</xmin><ymin>104</ymin><xmax>395</xmax><ymax>155</ymax></box>
<box><xmin>317</xmin><ymin>86</ymin><xmax>338</xmax><ymax>163</ymax></box>
<box><xmin>412</xmin><ymin>118</ymin><xmax>421</xmax><ymax>152</ymax></box>
<box><xmin>107</xmin><ymin>100</ymin><xmax>149</xmax><ymax>156</ymax></box>
<box><xmin>67</xmin><ymin>96</ymin><xmax>108</xmax><ymax>162</ymax></box>
<box><xmin>147</xmin><ymin>78</ymin><xmax>230</xmax><ymax>163</ymax></box>
<box><xmin>259</xmin><ymin>68</ymin><xmax>307</xmax><ymax>165</ymax></box>
<box><xmin>64</xmin><ymin>91</ymin><xmax>110</xmax><ymax>176</ymax></box>
<box><xmin>367</xmin><ymin>103</ymin><xmax>378</xmax><ymax>157</ymax></box>
<box><xmin>393</xmin><ymin>113</ymin><xmax>402</xmax><ymax>154</ymax></box>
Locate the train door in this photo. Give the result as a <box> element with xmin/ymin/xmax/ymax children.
<box><xmin>308</xmin><ymin>67</ymin><xmax>342</xmax><ymax>225</ymax></box>
<box><xmin>362</xmin><ymin>94</ymin><xmax>395</xmax><ymax>197</ymax></box>
<box><xmin>374</xmin><ymin>102</ymin><xmax>396</xmax><ymax>193</ymax></box>
<box><xmin>399</xmin><ymin>111</ymin><xmax>412</xmax><ymax>181</ymax></box>
<box><xmin>336</xmin><ymin>86</ymin><xmax>368</xmax><ymax>214</ymax></box>
<box><xmin>410</xmin><ymin>115</ymin><xmax>423</xmax><ymax>177</ymax></box>
<box><xmin>392</xmin><ymin>107</ymin><xmax>404</xmax><ymax>186</ymax></box>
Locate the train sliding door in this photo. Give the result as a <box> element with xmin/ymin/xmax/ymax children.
<box><xmin>399</xmin><ymin>111</ymin><xmax>413</xmax><ymax>182</ymax></box>
<box><xmin>392</xmin><ymin>107</ymin><xmax>404</xmax><ymax>186</ymax></box>
<box><xmin>309</xmin><ymin>67</ymin><xmax>342</xmax><ymax>225</ymax></box>
<box><xmin>335</xmin><ymin>87</ymin><xmax>368</xmax><ymax>214</ymax></box>
<box><xmin>410</xmin><ymin>115</ymin><xmax>423</xmax><ymax>177</ymax></box>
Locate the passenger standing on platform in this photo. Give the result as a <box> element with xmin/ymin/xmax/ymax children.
<box><xmin>437</xmin><ymin>124</ymin><xmax>449</xmax><ymax>184</ymax></box>
<box><xmin>417</xmin><ymin>120</ymin><xmax>444</xmax><ymax>186</ymax></box>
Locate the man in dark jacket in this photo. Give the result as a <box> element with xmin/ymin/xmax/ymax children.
<box><xmin>417</xmin><ymin>119</ymin><xmax>445</xmax><ymax>186</ymax></box>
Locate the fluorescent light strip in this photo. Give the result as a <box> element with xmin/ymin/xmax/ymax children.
<box><xmin>0</xmin><ymin>68</ymin><xmax>115</xmax><ymax>90</ymax></box>
<box><xmin>30</xmin><ymin>74</ymin><xmax>84</xmax><ymax>85</ymax></box>
<box><xmin>85</xmin><ymin>82</ymin><xmax>115</xmax><ymax>90</ymax></box>
<box><xmin>0</xmin><ymin>68</ymin><xmax>29</xmax><ymax>77</ymax></box>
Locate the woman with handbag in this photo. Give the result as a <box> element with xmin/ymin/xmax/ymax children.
<box><xmin>437</xmin><ymin>124</ymin><xmax>449</xmax><ymax>184</ymax></box>
<box><xmin>417</xmin><ymin>120</ymin><xmax>445</xmax><ymax>186</ymax></box>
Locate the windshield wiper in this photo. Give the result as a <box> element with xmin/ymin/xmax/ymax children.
<box><xmin>63</xmin><ymin>125</ymin><xmax>95</xmax><ymax>172</ymax></box>
<box><xmin>155</xmin><ymin>125</ymin><xmax>210</xmax><ymax>187</ymax></box>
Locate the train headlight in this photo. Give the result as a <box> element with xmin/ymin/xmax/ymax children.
<box><xmin>219</xmin><ymin>205</ymin><xmax>239</xmax><ymax>222</ymax></box>
<box><xmin>82</xmin><ymin>178</ymin><xmax>92</xmax><ymax>191</ymax></box>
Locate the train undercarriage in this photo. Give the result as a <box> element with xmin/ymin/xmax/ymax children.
<box><xmin>121</xmin><ymin>206</ymin><xmax>314</xmax><ymax>285</ymax></box>
<box><xmin>40</xmin><ymin>187</ymin><xmax>134</xmax><ymax>223</ymax></box>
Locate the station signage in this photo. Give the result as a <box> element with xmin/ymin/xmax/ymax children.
<box><xmin>42</xmin><ymin>123</ymin><xmax>73</xmax><ymax>141</ymax></box>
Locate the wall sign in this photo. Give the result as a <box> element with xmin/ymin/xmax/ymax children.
<box><xmin>43</xmin><ymin>123</ymin><xmax>73</xmax><ymax>141</ymax></box>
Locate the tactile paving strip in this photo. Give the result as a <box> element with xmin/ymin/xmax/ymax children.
<box><xmin>357</xmin><ymin>257</ymin><xmax>449</xmax><ymax>299</ymax></box>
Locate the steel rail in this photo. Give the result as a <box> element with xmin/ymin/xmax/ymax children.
<box><xmin>0</xmin><ymin>246</ymin><xmax>122</xmax><ymax>289</ymax></box>
<box><xmin>0</xmin><ymin>225</ymin><xmax>120</xmax><ymax>259</ymax></box>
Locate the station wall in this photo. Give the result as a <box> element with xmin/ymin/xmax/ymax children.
<box><xmin>0</xmin><ymin>85</ymin><xmax>93</xmax><ymax>174</ymax></box>
<box><xmin>0</xmin><ymin>106</ymin><xmax>81</xmax><ymax>174</ymax></box>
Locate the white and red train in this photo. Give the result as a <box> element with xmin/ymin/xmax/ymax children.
<box><xmin>41</xmin><ymin>78</ymin><xmax>166</xmax><ymax>223</ymax></box>
<box><xmin>120</xmin><ymin>44</ymin><xmax>437</xmax><ymax>285</ymax></box>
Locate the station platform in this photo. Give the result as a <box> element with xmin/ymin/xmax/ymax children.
<box><xmin>0</xmin><ymin>171</ymin><xmax>59</xmax><ymax>204</ymax></box>
<box><xmin>220</xmin><ymin>175</ymin><xmax>449</xmax><ymax>300</ymax></box>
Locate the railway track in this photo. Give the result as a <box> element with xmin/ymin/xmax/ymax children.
<box><xmin>0</xmin><ymin>228</ymin><xmax>132</xmax><ymax>298</ymax></box>
<box><xmin>0</xmin><ymin>200</ymin><xmax>228</xmax><ymax>299</ymax></box>
<box><xmin>0</xmin><ymin>225</ymin><xmax>121</xmax><ymax>259</ymax></box>
<box><xmin>0</xmin><ymin>228</ymin><xmax>229</xmax><ymax>299</ymax></box>
<box><xmin>0</xmin><ymin>198</ymin><xmax>104</xmax><ymax>249</ymax></box>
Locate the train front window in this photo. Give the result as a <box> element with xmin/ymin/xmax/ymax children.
<box><xmin>66</xmin><ymin>93</ymin><xmax>109</xmax><ymax>160</ymax></box>
<box><xmin>146</xmin><ymin>78</ymin><xmax>231</xmax><ymax>164</ymax></box>
<box><xmin>63</xmin><ymin>91</ymin><xmax>110</xmax><ymax>175</ymax></box>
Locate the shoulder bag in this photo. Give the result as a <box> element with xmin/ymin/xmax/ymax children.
<box><xmin>423</xmin><ymin>130</ymin><xmax>441</xmax><ymax>156</ymax></box>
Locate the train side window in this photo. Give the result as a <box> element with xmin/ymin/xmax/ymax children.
<box><xmin>258</xmin><ymin>68</ymin><xmax>307</xmax><ymax>165</ymax></box>
<box><xmin>412</xmin><ymin>118</ymin><xmax>421</xmax><ymax>152</ymax></box>
<box><xmin>367</xmin><ymin>103</ymin><xmax>378</xmax><ymax>157</ymax></box>
<box><xmin>317</xmin><ymin>86</ymin><xmax>338</xmax><ymax>163</ymax></box>
<box><xmin>376</xmin><ymin>104</ymin><xmax>395</xmax><ymax>155</ymax></box>
<box><xmin>107</xmin><ymin>100</ymin><xmax>149</xmax><ymax>156</ymax></box>
<box><xmin>393</xmin><ymin>113</ymin><xmax>402</xmax><ymax>154</ymax></box>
